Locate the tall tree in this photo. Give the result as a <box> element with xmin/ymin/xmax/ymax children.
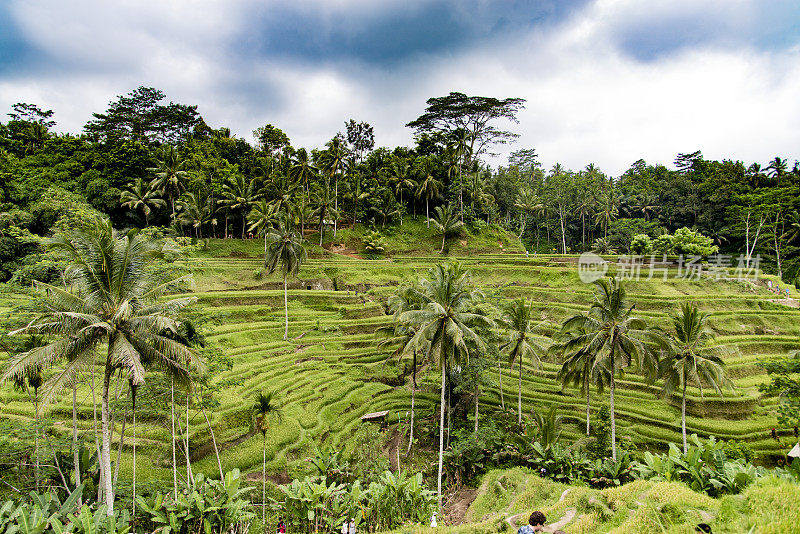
<box><xmin>406</xmin><ymin>92</ymin><xmax>526</xmax><ymax>161</ymax></box>
<box><xmin>414</xmin><ymin>156</ymin><xmax>443</xmax><ymax>228</ymax></box>
<box><xmin>311</xmin><ymin>183</ymin><xmax>338</xmax><ymax>246</ymax></box>
<box><xmin>248</xmin><ymin>199</ymin><xmax>280</xmax><ymax>263</ymax></box>
<box><xmin>1</xmin><ymin>218</ymin><xmax>195</xmax><ymax>514</ymax></box>
<box><xmin>319</xmin><ymin>136</ymin><xmax>349</xmax><ymax>236</ymax></box>
<box><xmin>264</xmin><ymin>219</ymin><xmax>307</xmax><ymax>340</ymax></box>
<box><xmin>660</xmin><ymin>303</ymin><xmax>730</xmax><ymax>453</ymax></box>
<box><xmin>121</xmin><ymin>178</ymin><xmax>166</xmax><ymax>226</ymax></box>
<box><xmin>390</xmin><ymin>158</ymin><xmax>417</xmax><ymax>224</ymax></box>
<box><xmin>430</xmin><ymin>204</ymin><xmax>463</xmax><ymax>253</ymax></box>
<box><xmin>148</xmin><ymin>145</ymin><xmax>190</xmax><ymax>223</ymax></box>
<box><xmin>557</xmin><ymin>278</ymin><xmax>660</xmax><ymax>460</ymax></box>
<box><xmin>500</xmin><ymin>299</ymin><xmax>544</xmax><ymax>425</ymax></box>
<box><xmin>219</xmin><ymin>173</ymin><xmax>261</xmax><ymax>239</ymax></box>
<box><xmin>253</xmin><ymin>391</ymin><xmax>282</xmax><ymax>529</ymax></box>
<box><xmin>400</xmin><ymin>263</ymin><xmax>487</xmax><ymax>509</ymax></box>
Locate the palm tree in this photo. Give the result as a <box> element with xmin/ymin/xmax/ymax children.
<box><xmin>1</xmin><ymin>218</ymin><xmax>195</xmax><ymax>515</ymax></box>
<box><xmin>551</xmin><ymin>321</ymin><xmax>610</xmax><ymax>436</ymax></box>
<box><xmin>288</xmin><ymin>148</ymin><xmax>318</xmax><ymax>195</ymax></box>
<box><xmin>514</xmin><ymin>189</ymin><xmax>543</xmax><ymax>241</ymax></box>
<box><xmin>219</xmin><ymin>173</ymin><xmax>261</xmax><ymax>239</ymax></box>
<box><xmin>253</xmin><ymin>391</ymin><xmax>282</xmax><ymax>529</ymax></box>
<box><xmin>431</xmin><ymin>205</ymin><xmax>463</xmax><ymax>254</ymax></box>
<box><xmin>148</xmin><ymin>145</ymin><xmax>190</xmax><ymax>223</ymax></box>
<box><xmin>557</xmin><ymin>277</ymin><xmax>660</xmax><ymax>460</ymax></box>
<box><xmin>121</xmin><ymin>179</ymin><xmax>166</xmax><ymax>225</ymax></box>
<box><xmin>594</xmin><ymin>190</ymin><xmax>619</xmax><ymax>240</ymax></box>
<box><xmin>766</xmin><ymin>156</ymin><xmax>788</xmax><ymax>187</ymax></box>
<box><xmin>264</xmin><ymin>219</ymin><xmax>307</xmax><ymax>340</ymax></box>
<box><xmin>659</xmin><ymin>303</ymin><xmax>730</xmax><ymax>453</ymax></box>
<box><xmin>311</xmin><ymin>183</ymin><xmax>338</xmax><ymax>246</ymax></box>
<box><xmin>319</xmin><ymin>136</ymin><xmax>349</xmax><ymax>237</ymax></box>
<box><xmin>500</xmin><ymin>299</ymin><xmax>545</xmax><ymax>425</ymax></box>
<box><xmin>414</xmin><ymin>157</ymin><xmax>442</xmax><ymax>228</ymax></box>
<box><xmin>248</xmin><ymin>199</ymin><xmax>280</xmax><ymax>263</ymax></box>
<box><xmin>400</xmin><ymin>263</ymin><xmax>488</xmax><ymax>509</ymax></box>
<box><xmin>177</xmin><ymin>187</ymin><xmax>215</xmax><ymax>238</ymax></box>
<box><xmin>11</xmin><ymin>366</ymin><xmax>43</xmax><ymax>490</ymax></box>
<box><xmin>391</xmin><ymin>158</ymin><xmax>416</xmax><ymax>224</ymax></box>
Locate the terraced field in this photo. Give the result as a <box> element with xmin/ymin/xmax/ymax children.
<box><xmin>1</xmin><ymin>238</ymin><xmax>799</xmax><ymax>491</ymax></box>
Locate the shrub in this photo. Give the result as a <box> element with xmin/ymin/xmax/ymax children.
<box><xmin>630</xmin><ymin>234</ymin><xmax>653</xmax><ymax>255</ymax></box>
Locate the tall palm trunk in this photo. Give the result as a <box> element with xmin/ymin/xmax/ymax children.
<box><xmin>407</xmin><ymin>351</ymin><xmax>416</xmax><ymax>455</ymax></box>
<box><xmin>132</xmin><ymin>386</ymin><xmax>137</xmax><ymax>520</ymax></box>
<box><xmin>498</xmin><ymin>358</ymin><xmax>504</xmax><ymax>410</ymax></box>
<box><xmin>474</xmin><ymin>385</ymin><xmax>479</xmax><ymax>435</ymax></box>
<box><xmin>426</xmin><ymin>198</ymin><xmax>430</xmax><ymax>228</ymax></box>
<box><xmin>333</xmin><ymin>177</ymin><xmax>338</xmax><ymax>238</ymax></box>
<box><xmin>262</xmin><ymin>433</ymin><xmax>267</xmax><ymax>528</ymax></box>
<box><xmin>437</xmin><ymin>362</ymin><xmax>446</xmax><ymax>510</ymax></box>
<box><xmin>73</xmin><ymin>382</ymin><xmax>81</xmax><ymax>504</ymax></box>
<box><xmin>585</xmin><ymin>373</ymin><xmax>591</xmax><ymax>436</ymax></box>
<box><xmin>171</xmin><ymin>378</ymin><xmax>177</xmax><ymax>500</ymax></box>
<box><xmin>518</xmin><ymin>360</ymin><xmax>523</xmax><ymax>425</ymax></box>
<box><xmin>682</xmin><ymin>381</ymin><xmax>688</xmax><ymax>454</ymax></box>
<box><xmin>610</xmin><ymin>372</ymin><xmax>616</xmax><ymax>461</ymax></box>
<box><xmin>91</xmin><ymin>366</ymin><xmax>103</xmax><ymax>503</ymax></box>
<box><xmin>283</xmin><ymin>273</ymin><xmax>289</xmax><ymax>341</ymax></box>
<box><xmin>33</xmin><ymin>392</ymin><xmax>40</xmax><ymax>492</ymax></box>
<box><xmin>200</xmin><ymin>400</ymin><xmax>224</xmax><ymax>479</ymax></box>
<box><xmin>101</xmin><ymin>365</ymin><xmax>115</xmax><ymax>515</ymax></box>
<box><xmin>185</xmin><ymin>390</ymin><xmax>193</xmax><ymax>487</ymax></box>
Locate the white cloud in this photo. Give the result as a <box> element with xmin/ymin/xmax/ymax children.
<box><xmin>2</xmin><ymin>0</ymin><xmax>799</xmax><ymax>176</ymax></box>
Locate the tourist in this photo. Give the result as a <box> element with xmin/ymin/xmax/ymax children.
<box><xmin>517</xmin><ymin>511</ymin><xmax>547</xmax><ymax>534</ymax></box>
<box><xmin>277</xmin><ymin>518</ymin><xmax>286</xmax><ymax>534</ymax></box>
<box><xmin>340</xmin><ymin>519</ymin><xmax>348</xmax><ymax>534</ymax></box>
<box><xmin>348</xmin><ymin>518</ymin><xmax>356</xmax><ymax>534</ymax></box>
<box><xmin>430</xmin><ymin>512</ymin><xmax>438</xmax><ymax>528</ymax></box>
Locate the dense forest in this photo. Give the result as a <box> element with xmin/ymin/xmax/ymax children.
<box><xmin>1</xmin><ymin>87</ymin><xmax>799</xmax><ymax>285</ymax></box>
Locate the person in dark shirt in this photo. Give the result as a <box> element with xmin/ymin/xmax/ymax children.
<box><xmin>517</xmin><ymin>511</ymin><xmax>546</xmax><ymax>534</ymax></box>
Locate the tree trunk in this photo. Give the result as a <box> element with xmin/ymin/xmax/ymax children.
<box><xmin>440</xmin><ymin>232</ymin><xmax>446</xmax><ymax>254</ymax></box>
<box><xmin>585</xmin><ymin>374</ymin><xmax>591</xmax><ymax>436</ymax></box>
<box><xmin>73</xmin><ymin>382</ymin><xmax>81</xmax><ymax>504</ymax></box>
<box><xmin>426</xmin><ymin>198</ymin><xmax>430</xmax><ymax>228</ymax></box>
<box><xmin>131</xmin><ymin>386</ymin><xmax>137</xmax><ymax>519</ymax></box>
<box><xmin>91</xmin><ymin>366</ymin><xmax>103</xmax><ymax>503</ymax></box>
<box><xmin>283</xmin><ymin>273</ymin><xmax>289</xmax><ymax>341</ymax></box>
<box><xmin>610</xmin><ymin>373</ymin><xmax>616</xmax><ymax>461</ymax></box>
<box><xmin>474</xmin><ymin>385</ymin><xmax>479</xmax><ymax>435</ymax></box>
<box><xmin>101</xmin><ymin>365</ymin><xmax>115</xmax><ymax>515</ymax></box>
<box><xmin>407</xmin><ymin>351</ymin><xmax>416</xmax><ymax>455</ymax></box>
<box><xmin>437</xmin><ymin>362</ymin><xmax>446</xmax><ymax>510</ymax></box>
<box><xmin>774</xmin><ymin>212</ymin><xmax>783</xmax><ymax>278</ymax></box>
<box><xmin>34</xmin><ymin>393</ymin><xmax>40</xmax><ymax>492</ymax></box>
<box><xmin>112</xmin><ymin>397</ymin><xmax>129</xmax><ymax>489</ymax></box>
<box><xmin>185</xmin><ymin>390</ymin><xmax>193</xmax><ymax>487</ymax></box>
<box><xmin>518</xmin><ymin>360</ymin><xmax>523</xmax><ymax>426</ymax></box>
<box><xmin>682</xmin><ymin>381</ymin><xmax>688</xmax><ymax>454</ymax></box>
<box><xmin>171</xmin><ymin>379</ymin><xmax>178</xmax><ymax>500</ymax></box>
<box><xmin>334</xmin><ymin>178</ymin><xmax>338</xmax><ymax>238</ymax></box>
<box><xmin>200</xmin><ymin>402</ymin><xmax>224</xmax><ymax>480</ymax></box>
<box><xmin>262</xmin><ymin>434</ymin><xmax>267</xmax><ymax>528</ymax></box>
<box><xmin>498</xmin><ymin>358</ymin><xmax>504</xmax><ymax>409</ymax></box>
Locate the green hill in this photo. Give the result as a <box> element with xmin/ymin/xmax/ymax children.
<box><xmin>1</xmin><ymin>224</ymin><xmax>798</xmax><ymax>509</ymax></box>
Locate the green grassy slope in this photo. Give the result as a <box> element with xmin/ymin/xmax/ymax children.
<box><xmin>0</xmin><ymin>223</ymin><xmax>798</xmax><ymax>488</ymax></box>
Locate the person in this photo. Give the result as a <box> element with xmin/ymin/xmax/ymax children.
<box><xmin>277</xmin><ymin>518</ymin><xmax>286</xmax><ymax>534</ymax></box>
<box><xmin>348</xmin><ymin>518</ymin><xmax>356</xmax><ymax>534</ymax></box>
<box><xmin>517</xmin><ymin>511</ymin><xmax>547</xmax><ymax>534</ymax></box>
<box><xmin>430</xmin><ymin>512</ymin><xmax>438</xmax><ymax>528</ymax></box>
<box><xmin>340</xmin><ymin>520</ymin><xmax>348</xmax><ymax>534</ymax></box>
<box><xmin>695</xmin><ymin>523</ymin><xmax>712</xmax><ymax>533</ymax></box>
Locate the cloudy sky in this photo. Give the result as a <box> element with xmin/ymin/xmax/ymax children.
<box><xmin>1</xmin><ymin>0</ymin><xmax>799</xmax><ymax>175</ymax></box>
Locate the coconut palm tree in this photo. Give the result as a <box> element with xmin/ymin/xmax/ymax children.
<box><xmin>557</xmin><ymin>277</ymin><xmax>660</xmax><ymax>460</ymax></box>
<box><xmin>400</xmin><ymin>263</ymin><xmax>488</xmax><ymax>509</ymax></box>
<box><xmin>500</xmin><ymin>299</ymin><xmax>545</xmax><ymax>425</ymax></box>
<box><xmin>660</xmin><ymin>303</ymin><xmax>730</xmax><ymax>453</ymax></box>
<box><xmin>431</xmin><ymin>205</ymin><xmax>463</xmax><ymax>253</ymax></box>
<box><xmin>319</xmin><ymin>136</ymin><xmax>349</xmax><ymax>237</ymax></box>
<box><xmin>594</xmin><ymin>190</ymin><xmax>619</xmax><ymax>240</ymax></box>
<box><xmin>121</xmin><ymin>179</ymin><xmax>166</xmax><ymax>226</ymax></box>
<box><xmin>148</xmin><ymin>145</ymin><xmax>190</xmax><ymax>223</ymax></box>
<box><xmin>11</xmin><ymin>366</ymin><xmax>43</xmax><ymax>490</ymax></box>
<box><xmin>248</xmin><ymin>199</ymin><xmax>280</xmax><ymax>263</ymax></box>
<box><xmin>219</xmin><ymin>173</ymin><xmax>261</xmax><ymax>239</ymax></box>
<box><xmin>253</xmin><ymin>391</ymin><xmax>282</xmax><ymax>529</ymax></box>
<box><xmin>551</xmin><ymin>321</ymin><xmax>610</xmax><ymax>436</ymax></box>
<box><xmin>414</xmin><ymin>157</ymin><xmax>442</xmax><ymax>228</ymax></box>
<box><xmin>264</xmin><ymin>218</ymin><xmax>307</xmax><ymax>340</ymax></box>
<box><xmin>1</xmin><ymin>218</ymin><xmax>195</xmax><ymax>515</ymax></box>
<box><xmin>391</xmin><ymin>158</ymin><xmax>416</xmax><ymax>224</ymax></box>
<box><xmin>311</xmin><ymin>183</ymin><xmax>338</xmax><ymax>247</ymax></box>
<box><xmin>288</xmin><ymin>148</ymin><xmax>318</xmax><ymax>195</ymax></box>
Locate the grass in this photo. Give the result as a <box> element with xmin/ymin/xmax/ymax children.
<box><xmin>0</xmin><ymin>221</ymin><xmax>798</xmax><ymax>499</ymax></box>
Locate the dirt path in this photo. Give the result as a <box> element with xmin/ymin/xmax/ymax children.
<box><xmin>444</xmin><ymin>487</ymin><xmax>479</xmax><ymax>525</ymax></box>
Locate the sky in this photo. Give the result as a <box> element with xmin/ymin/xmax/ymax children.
<box><xmin>1</xmin><ymin>0</ymin><xmax>800</xmax><ymax>175</ymax></box>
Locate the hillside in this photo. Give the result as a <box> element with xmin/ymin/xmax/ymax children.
<box><xmin>0</xmin><ymin>223</ymin><xmax>799</xmax><ymax>507</ymax></box>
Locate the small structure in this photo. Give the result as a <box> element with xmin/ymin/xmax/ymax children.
<box><xmin>789</xmin><ymin>443</ymin><xmax>800</xmax><ymax>458</ymax></box>
<box><xmin>360</xmin><ymin>410</ymin><xmax>389</xmax><ymax>430</ymax></box>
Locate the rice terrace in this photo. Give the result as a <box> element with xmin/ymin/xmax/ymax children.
<box><xmin>2</xmin><ymin>2</ymin><xmax>800</xmax><ymax>533</ymax></box>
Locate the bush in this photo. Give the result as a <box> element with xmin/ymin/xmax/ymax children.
<box><xmin>630</xmin><ymin>234</ymin><xmax>653</xmax><ymax>255</ymax></box>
